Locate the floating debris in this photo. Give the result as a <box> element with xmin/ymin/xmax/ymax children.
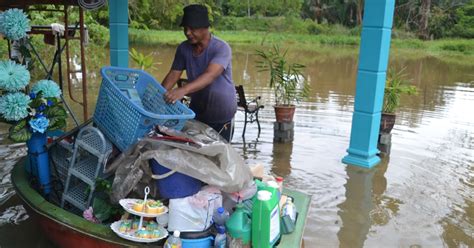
<box><xmin>0</xmin><ymin>143</ymin><xmax>27</xmax><ymax>210</ymax></box>
<box><xmin>0</xmin><ymin>205</ymin><xmax>29</xmax><ymax>226</ymax></box>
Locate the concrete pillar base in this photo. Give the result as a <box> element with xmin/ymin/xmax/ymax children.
<box><xmin>377</xmin><ymin>132</ymin><xmax>392</xmax><ymax>155</ymax></box>
<box><xmin>274</xmin><ymin>122</ymin><xmax>294</xmax><ymax>143</ymax></box>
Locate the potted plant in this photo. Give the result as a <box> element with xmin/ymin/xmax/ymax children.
<box><xmin>256</xmin><ymin>45</ymin><xmax>310</xmax><ymax>122</ymax></box>
<box><xmin>380</xmin><ymin>68</ymin><xmax>418</xmax><ymax>133</ymax></box>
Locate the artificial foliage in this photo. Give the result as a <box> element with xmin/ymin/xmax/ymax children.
<box><xmin>0</xmin><ymin>92</ymin><xmax>31</xmax><ymax>121</ymax></box>
<box><xmin>0</xmin><ymin>60</ymin><xmax>30</xmax><ymax>91</ymax></box>
<box><xmin>0</xmin><ymin>8</ymin><xmax>31</xmax><ymax>41</ymax></box>
<box><xmin>31</xmin><ymin>79</ymin><xmax>62</xmax><ymax>98</ymax></box>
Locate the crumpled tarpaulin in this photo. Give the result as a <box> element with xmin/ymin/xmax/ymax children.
<box><xmin>107</xmin><ymin>120</ymin><xmax>253</xmax><ymax>203</ymax></box>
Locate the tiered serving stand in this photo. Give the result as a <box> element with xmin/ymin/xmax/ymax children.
<box><xmin>111</xmin><ymin>187</ymin><xmax>169</xmax><ymax>243</ymax></box>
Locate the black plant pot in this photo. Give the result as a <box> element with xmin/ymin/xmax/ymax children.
<box><xmin>380</xmin><ymin>113</ymin><xmax>396</xmax><ymax>134</ymax></box>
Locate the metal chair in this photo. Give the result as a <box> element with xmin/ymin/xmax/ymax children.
<box><xmin>235</xmin><ymin>85</ymin><xmax>264</xmax><ymax>138</ymax></box>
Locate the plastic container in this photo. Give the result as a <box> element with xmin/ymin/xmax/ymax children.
<box><xmin>213</xmin><ymin>207</ymin><xmax>230</xmax><ymax>227</ymax></box>
<box><xmin>26</xmin><ymin>132</ymin><xmax>51</xmax><ymax>195</ymax></box>
<box><xmin>214</xmin><ymin>225</ymin><xmax>227</xmax><ymax>248</ymax></box>
<box><xmin>226</xmin><ymin>203</ymin><xmax>251</xmax><ymax>246</ymax></box>
<box><xmin>181</xmin><ymin>236</ymin><xmax>214</xmax><ymax>248</ymax></box>
<box><xmin>94</xmin><ymin>66</ymin><xmax>195</xmax><ymax>151</ymax></box>
<box><xmin>164</xmin><ymin>230</ymin><xmax>182</xmax><ymax>248</ymax></box>
<box><xmin>281</xmin><ymin>198</ymin><xmax>296</xmax><ymax>223</ymax></box>
<box><xmin>266</xmin><ymin>181</ymin><xmax>280</xmax><ymax>199</ymax></box>
<box><xmin>150</xmin><ymin>159</ymin><xmax>201</xmax><ymax>199</ymax></box>
<box><xmin>255</xmin><ymin>180</ymin><xmax>279</xmax><ymax>202</ymax></box>
<box><xmin>275</xmin><ymin>176</ymin><xmax>284</xmax><ymax>194</ymax></box>
<box><xmin>252</xmin><ymin>190</ymin><xmax>281</xmax><ymax>248</ymax></box>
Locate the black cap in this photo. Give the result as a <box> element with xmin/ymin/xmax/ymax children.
<box><xmin>180</xmin><ymin>4</ymin><xmax>210</xmax><ymax>28</ymax></box>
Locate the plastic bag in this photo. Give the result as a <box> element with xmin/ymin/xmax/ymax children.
<box><xmin>108</xmin><ymin>120</ymin><xmax>253</xmax><ymax>203</ymax></box>
<box><xmin>168</xmin><ymin>186</ymin><xmax>222</xmax><ymax>232</ymax></box>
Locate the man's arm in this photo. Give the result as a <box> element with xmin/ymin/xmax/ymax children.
<box><xmin>161</xmin><ymin>69</ymin><xmax>183</xmax><ymax>91</ymax></box>
<box><xmin>163</xmin><ymin>63</ymin><xmax>224</xmax><ymax>103</ymax></box>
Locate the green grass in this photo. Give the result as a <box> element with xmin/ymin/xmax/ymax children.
<box><xmin>129</xmin><ymin>29</ymin><xmax>361</xmax><ymax>48</ymax></box>
<box><xmin>129</xmin><ymin>29</ymin><xmax>474</xmax><ymax>66</ymax></box>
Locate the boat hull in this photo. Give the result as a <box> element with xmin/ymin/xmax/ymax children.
<box><xmin>31</xmin><ymin>208</ymin><xmax>121</xmax><ymax>248</ymax></box>
<box><xmin>12</xmin><ymin>157</ymin><xmax>311</xmax><ymax>248</ymax></box>
<box><xmin>12</xmin><ymin>158</ymin><xmax>139</xmax><ymax>248</ymax></box>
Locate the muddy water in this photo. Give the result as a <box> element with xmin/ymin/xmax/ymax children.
<box><xmin>1</xmin><ymin>44</ymin><xmax>473</xmax><ymax>247</ymax></box>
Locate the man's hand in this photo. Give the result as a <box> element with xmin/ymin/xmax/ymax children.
<box><xmin>164</xmin><ymin>87</ymin><xmax>187</xmax><ymax>104</ymax></box>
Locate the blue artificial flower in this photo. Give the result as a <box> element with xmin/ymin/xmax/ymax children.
<box><xmin>0</xmin><ymin>9</ymin><xmax>31</xmax><ymax>41</ymax></box>
<box><xmin>35</xmin><ymin>113</ymin><xmax>44</xmax><ymax>118</ymax></box>
<box><xmin>29</xmin><ymin>92</ymin><xmax>36</xmax><ymax>99</ymax></box>
<box><xmin>47</xmin><ymin>99</ymin><xmax>53</xmax><ymax>106</ymax></box>
<box><xmin>31</xmin><ymin>79</ymin><xmax>61</xmax><ymax>98</ymax></box>
<box><xmin>29</xmin><ymin>116</ymin><xmax>49</xmax><ymax>133</ymax></box>
<box><xmin>0</xmin><ymin>92</ymin><xmax>31</xmax><ymax>121</ymax></box>
<box><xmin>0</xmin><ymin>60</ymin><xmax>30</xmax><ymax>91</ymax></box>
<box><xmin>37</xmin><ymin>104</ymin><xmax>46</xmax><ymax>112</ymax></box>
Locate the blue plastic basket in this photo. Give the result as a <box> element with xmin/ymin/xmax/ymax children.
<box><xmin>93</xmin><ymin>66</ymin><xmax>195</xmax><ymax>151</ymax></box>
<box><xmin>181</xmin><ymin>236</ymin><xmax>214</xmax><ymax>248</ymax></box>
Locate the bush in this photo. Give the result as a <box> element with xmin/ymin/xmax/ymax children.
<box><xmin>306</xmin><ymin>22</ymin><xmax>330</xmax><ymax>35</ymax></box>
<box><xmin>216</xmin><ymin>16</ymin><xmax>349</xmax><ymax>36</ymax></box>
<box><xmin>216</xmin><ymin>16</ymin><xmax>237</xmax><ymax>30</ymax></box>
<box><xmin>318</xmin><ymin>36</ymin><xmax>359</xmax><ymax>46</ymax></box>
<box><xmin>349</xmin><ymin>26</ymin><xmax>362</xmax><ymax>36</ymax></box>
<box><xmin>450</xmin><ymin>2</ymin><xmax>474</xmax><ymax>38</ymax></box>
<box><xmin>391</xmin><ymin>29</ymin><xmax>417</xmax><ymax>39</ymax></box>
<box><xmin>329</xmin><ymin>24</ymin><xmax>352</xmax><ymax>36</ymax></box>
<box><xmin>439</xmin><ymin>40</ymin><xmax>474</xmax><ymax>54</ymax></box>
<box><xmin>88</xmin><ymin>23</ymin><xmax>109</xmax><ymax>47</ymax></box>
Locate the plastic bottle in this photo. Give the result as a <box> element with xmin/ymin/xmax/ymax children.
<box><xmin>281</xmin><ymin>198</ymin><xmax>296</xmax><ymax>223</ymax></box>
<box><xmin>164</xmin><ymin>230</ymin><xmax>182</xmax><ymax>248</ymax></box>
<box><xmin>266</xmin><ymin>180</ymin><xmax>280</xmax><ymax>199</ymax></box>
<box><xmin>275</xmin><ymin>176</ymin><xmax>284</xmax><ymax>194</ymax></box>
<box><xmin>213</xmin><ymin>207</ymin><xmax>230</xmax><ymax>227</ymax></box>
<box><xmin>226</xmin><ymin>203</ymin><xmax>251</xmax><ymax>247</ymax></box>
<box><xmin>252</xmin><ymin>190</ymin><xmax>281</xmax><ymax>248</ymax></box>
<box><xmin>214</xmin><ymin>225</ymin><xmax>227</xmax><ymax>248</ymax></box>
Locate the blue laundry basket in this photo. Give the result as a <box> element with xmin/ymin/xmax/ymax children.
<box><xmin>181</xmin><ymin>236</ymin><xmax>214</xmax><ymax>248</ymax></box>
<box><xmin>93</xmin><ymin>66</ymin><xmax>195</xmax><ymax>151</ymax></box>
<box><xmin>150</xmin><ymin>159</ymin><xmax>202</xmax><ymax>199</ymax></box>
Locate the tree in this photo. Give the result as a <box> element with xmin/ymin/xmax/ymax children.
<box><xmin>451</xmin><ymin>0</ymin><xmax>474</xmax><ymax>38</ymax></box>
<box><xmin>419</xmin><ymin>0</ymin><xmax>431</xmax><ymax>40</ymax></box>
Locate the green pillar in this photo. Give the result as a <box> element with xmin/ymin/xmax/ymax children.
<box><xmin>342</xmin><ymin>0</ymin><xmax>395</xmax><ymax>168</ymax></box>
<box><xmin>108</xmin><ymin>0</ymin><xmax>128</xmax><ymax>67</ymax></box>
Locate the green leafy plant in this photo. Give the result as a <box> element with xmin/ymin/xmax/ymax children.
<box><xmin>256</xmin><ymin>45</ymin><xmax>310</xmax><ymax>106</ymax></box>
<box><xmin>85</xmin><ymin>179</ymin><xmax>121</xmax><ymax>223</ymax></box>
<box><xmin>382</xmin><ymin>68</ymin><xmax>418</xmax><ymax>114</ymax></box>
<box><xmin>129</xmin><ymin>48</ymin><xmax>159</xmax><ymax>71</ymax></box>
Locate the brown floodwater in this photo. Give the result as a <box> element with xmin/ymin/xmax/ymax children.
<box><xmin>1</xmin><ymin>44</ymin><xmax>473</xmax><ymax>248</ymax></box>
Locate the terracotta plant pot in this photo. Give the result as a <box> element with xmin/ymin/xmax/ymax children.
<box><xmin>380</xmin><ymin>113</ymin><xmax>396</xmax><ymax>134</ymax></box>
<box><xmin>274</xmin><ymin>105</ymin><xmax>296</xmax><ymax>122</ymax></box>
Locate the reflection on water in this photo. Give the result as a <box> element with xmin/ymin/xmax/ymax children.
<box><xmin>271</xmin><ymin>142</ymin><xmax>293</xmax><ymax>178</ymax></box>
<box><xmin>1</xmin><ymin>44</ymin><xmax>473</xmax><ymax>247</ymax></box>
<box><xmin>337</xmin><ymin>156</ymin><xmax>403</xmax><ymax>248</ymax></box>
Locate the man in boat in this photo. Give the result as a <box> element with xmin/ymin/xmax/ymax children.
<box><xmin>162</xmin><ymin>4</ymin><xmax>237</xmax><ymax>142</ymax></box>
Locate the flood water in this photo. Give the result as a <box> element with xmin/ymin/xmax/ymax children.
<box><xmin>1</xmin><ymin>44</ymin><xmax>473</xmax><ymax>247</ymax></box>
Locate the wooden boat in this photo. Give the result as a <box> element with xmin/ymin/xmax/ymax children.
<box><xmin>12</xmin><ymin>157</ymin><xmax>311</xmax><ymax>247</ymax></box>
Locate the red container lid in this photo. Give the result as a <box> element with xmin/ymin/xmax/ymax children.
<box><xmin>276</xmin><ymin>176</ymin><xmax>284</xmax><ymax>182</ymax></box>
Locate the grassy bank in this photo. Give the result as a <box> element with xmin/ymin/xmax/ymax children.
<box><xmin>129</xmin><ymin>29</ymin><xmax>474</xmax><ymax>65</ymax></box>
